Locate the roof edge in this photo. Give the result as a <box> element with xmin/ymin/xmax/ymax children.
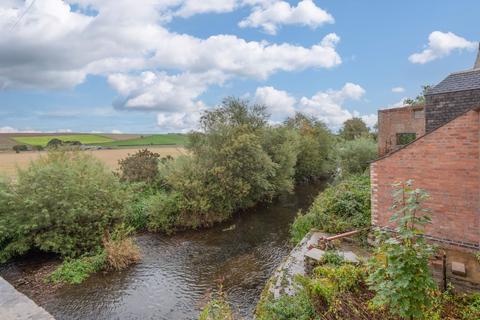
<box><xmin>371</xmin><ymin>106</ymin><xmax>480</xmax><ymax>163</ymax></box>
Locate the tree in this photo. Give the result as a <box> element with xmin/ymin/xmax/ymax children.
<box><xmin>404</xmin><ymin>85</ymin><xmax>432</xmax><ymax>106</ymax></box>
<box><xmin>285</xmin><ymin>113</ymin><xmax>334</xmax><ymax>181</ymax></box>
<box><xmin>335</xmin><ymin>137</ymin><xmax>377</xmax><ymax>178</ymax></box>
<box><xmin>118</xmin><ymin>149</ymin><xmax>160</xmax><ymax>184</ymax></box>
<box><xmin>12</xmin><ymin>145</ymin><xmax>28</xmax><ymax>153</ymax></box>
<box><xmin>339</xmin><ymin>117</ymin><xmax>369</xmax><ymax>141</ymax></box>
<box><xmin>0</xmin><ymin>151</ymin><xmax>128</xmax><ymax>262</ymax></box>
<box><xmin>367</xmin><ymin>180</ymin><xmax>436</xmax><ymax>319</ymax></box>
<box><xmin>47</xmin><ymin>138</ymin><xmax>63</xmax><ymax>148</ymax></box>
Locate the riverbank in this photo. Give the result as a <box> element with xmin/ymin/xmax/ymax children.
<box><xmin>0</xmin><ymin>181</ymin><xmax>325</xmax><ymax>319</ymax></box>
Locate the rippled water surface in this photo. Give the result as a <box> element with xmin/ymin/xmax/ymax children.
<box><xmin>1</xmin><ymin>182</ymin><xmax>324</xmax><ymax>320</ymax></box>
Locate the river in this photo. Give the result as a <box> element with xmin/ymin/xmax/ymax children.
<box><xmin>0</xmin><ymin>181</ymin><xmax>325</xmax><ymax>320</ymax></box>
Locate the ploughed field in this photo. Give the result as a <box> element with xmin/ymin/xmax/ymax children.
<box><xmin>0</xmin><ymin>147</ymin><xmax>186</xmax><ymax>176</ymax></box>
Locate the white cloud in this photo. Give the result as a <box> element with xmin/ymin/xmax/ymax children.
<box><xmin>252</xmin><ymin>83</ymin><xmax>377</xmax><ymax>130</ymax></box>
<box><xmin>108</xmin><ymin>70</ymin><xmax>227</xmax><ymax>112</ymax></box>
<box><xmin>382</xmin><ymin>98</ymin><xmax>408</xmax><ymax>109</ymax></box>
<box><xmin>254</xmin><ymin>86</ymin><xmax>296</xmax><ymax>120</ymax></box>
<box><xmin>409</xmin><ymin>31</ymin><xmax>477</xmax><ymax>64</ymax></box>
<box><xmin>0</xmin><ymin>126</ymin><xmax>72</xmax><ymax>133</ymax></box>
<box><xmin>0</xmin><ymin>0</ymin><xmax>341</xmax><ymax>131</ymax></box>
<box><xmin>391</xmin><ymin>87</ymin><xmax>405</xmax><ymax>93</ymax></box>
<box><xmin>297</xmin><ymin>83</ymin><xmax>369</xmax><ymax>129</ymax></box>
<box><xmin>175</xmin><ymin>0</ymin><xmax>238</xmax><ymax>17</ymax></box>
<box><xmin>239</xmin><ymin>0</ymin><xmax>334</xmax><ymax>35</ymax></box>
<box><xmin>111</xmin><ymin>129</ymin><xmax>122</xmax><ymax>134</ymax></box>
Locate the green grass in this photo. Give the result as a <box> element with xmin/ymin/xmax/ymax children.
<box><xmin>99</xmin><ymin>134</ymin><xmax>188</xmax><ymax>147</ymax></box>
<box><xmin>12</xmin><ymin>135</ymin><xmax>114</xmax><ymax>147</ymax></box>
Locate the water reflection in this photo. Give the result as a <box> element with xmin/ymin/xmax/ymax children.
<box><xmin>1</xmin><ymin>181</ymin><xmax>325</xmax><ymax>320</ymax></box>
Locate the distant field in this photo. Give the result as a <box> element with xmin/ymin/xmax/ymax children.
<box><xmin>0</xmin><ymin>147</ymin><xmax>186</xmax><ymax>177</ymax></box>
<box><xmin>12</xmin><ymin>134</ymin><xmax>113</xmax><ymax>146</ymax></box>
<box><xmin>99</xmin><ymin>134</ymin><xmax>188</xmax><ymax>147</ymax></box>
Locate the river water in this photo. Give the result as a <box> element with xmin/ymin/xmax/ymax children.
<box><xmin>0</xmin><ymin>182</ymin><xmax>325</xmax><ymax>320</ymax></box>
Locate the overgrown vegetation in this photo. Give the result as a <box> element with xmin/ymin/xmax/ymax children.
<box><xmin>290</xmin><ymin>174</ymin><xmax>371</xmax><ymax>244</ymax></box>
<box><xmin>199</xmin><ymin>288</ymin><xmax>234</xmax><ymax>320</ymax></box>
<box><xmin>367</xmin><ymin>180</ymin><xmax>436</xmax><ymax>319</ymax></box>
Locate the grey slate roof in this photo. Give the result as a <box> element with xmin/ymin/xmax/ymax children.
<box><xmin>426</xmin><ymin>68</ymin><xmax>480</xmax><ymax>95</ymax></box>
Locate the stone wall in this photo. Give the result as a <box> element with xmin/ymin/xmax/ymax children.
<box><xmin>371</xmin><ymin>109</ymin><xmax>480</xmax><ymax>250</ymax></box>
<box><xmin>377</xmin><ymin>105</ymin><xmax>425</xmax><ymax>156</ymax></box>
<box><xmin>425</xmin><ymin>89</ymin><xmax>480</xmax><ymax>133</ymax></box>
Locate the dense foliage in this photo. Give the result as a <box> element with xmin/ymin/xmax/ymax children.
<box><xmin>338</xmin><ymin>117</ymin><xmax>370</xmax><ymax>141</ymax></box>
<box><xmin>290</xmin><ymin>174</ymin><xmax>371</xmax><ymax>244</ymax></box>
<box><xmin>118</xmin><ymin>149</ymin><xmax>161</xmax><ymax>184</ymax></box>
<box><xmin>334</xmin><ymin>137</ymin><xmax>377</xmax><ymax>178</ymax></box>
<box><xmin>199</xmin><ymin>289</ymin><xmax>234</xmax><ymax>320</ymax></box>
<box><xmin>285</xmin><ymin>113</ymin><xmax>334</xmax><ymax>182</ymax></box>
<box><xmin>0</xmin><ymin>151</ymin><xmax>128</xmax><ymax>262</ymax></box>
<box><xmin>367</xmin><ymin>180</ymin><xmax>436</xmax><ymax>319</ymax></box>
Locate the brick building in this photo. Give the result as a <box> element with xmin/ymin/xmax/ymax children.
<box><xmin>371</xmin><ymin>45</ymin><xmax>480</xmax><ymax>289</ymax></box>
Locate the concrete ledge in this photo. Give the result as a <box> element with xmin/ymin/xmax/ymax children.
<box><xmin>0</xmin><ymin>276</ymin><xmax>54</xmax><ymax>320</ymax></box>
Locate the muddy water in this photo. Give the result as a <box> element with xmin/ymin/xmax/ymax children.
<box><xmin>0</xmin><ymin>182</ymin><xmax>325</xmax><ymax>320</ymax></box>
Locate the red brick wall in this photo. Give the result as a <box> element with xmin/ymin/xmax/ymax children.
<box><xmin>371</xmin><ymin>109</ymin><xmax>480</xmax><ymax>249</ymax></box>
<box><xmin>378</xmin><ymin>105</ymin><xmax>425</xmax><ymax>156</ymax></box>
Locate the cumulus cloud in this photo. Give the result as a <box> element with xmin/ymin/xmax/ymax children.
<box><xmin>409</xmin><ymin>31</ymin><xmax>477</xmax><ymax>64</ymax></box>
<box><xmin>253</xmin><ymin>83</ymin><xmax>377</xmax><ymax>130</ymax></box>
<box><xmin>392</xmin><ymin>87</ymin><xmax>405</xmax><ymax>93</ymax></box>
<box><xmin>0</xmin><ymin>0</ymin><xmax>341</xmax><ymax>131</ymax></box>
<box><xmin>108</xmin><ymin>70</ymin><xmax>226</xmax><ymax>112</ymax></box>
<box><xmin>254</xmin><ymin>86</ymin><xmax>296</xmax><ymax>121</ymax></box>
<box><xmin>239</xmin><ymin>0</ymin><xmax>334</xmax><ymax>35</ymax></box>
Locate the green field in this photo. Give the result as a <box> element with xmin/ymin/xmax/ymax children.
<box><xmin>99</xmin><ymin>134</ymin><xmax>188</xmax><ymax>147</ymax></box>
<box><xmin>13</xmin><ymin>135</ymin><xmax>114</xmax><ymax>146</ymax></box>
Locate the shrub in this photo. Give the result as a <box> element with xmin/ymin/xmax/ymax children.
<box><xmin>12</xmin><ymin>144</ymin><xmax>28</xmax><ymax>153</ymax></box>
<box><xmin>339</xmin><ymin>117</ymin><xmax>370</xmax><ymax>141</ymax></box>
<box><xmin>461</xmin><ymin>293</ymin><xmax>480</xmax><ymax>320</ymax></box>
<box><xmin>145</xmin><ymin>191</ymin><xmax>182</xmax><ymax>234</ymax></box>
<box><xmin>199</xmin><ymin>289</ymin><xmax>234</xmax><ymax>320</ymax></box>
<box><xmin>118</xmin><ymin>149</ymin><xmax>161</xmax><ymax>184</ymax></box>
<box><xmin>367</xmin><ymin>180</ymin><xmax>436</xmax><ymax>319</ymax></box>
<box><xmin>290</xmin><ymin>174</ymin><xmax>371</xmax><ymax>244</ymax></box>
<box><xmin>163</xmin><ymin>98</ymin><xmax>278</xmax><ymax>227</ymax></box>
<box><xmin>285</xmin><ymin>113</ymin><xmax>334</xmax><ymax>182</ymax></box>
<box><xmin>262</xmin><ymin>126</ymin><xmax>300</xmax><ymax>194</ymax></box>
<box><xmin>334</xmin><ymin>137</ymin><xmax>377</xmax><ymax>178</ymax></box>
<box><xmin>49</xmin><ymin>252</ymin><xmax>106</xmax><ymax>285</ymax></box>
<box><xmin>0</xmin><ymin>151</ymin><xmax>128</xmax><ymax>262</ymax></box>
<box><xmin>318</xmin><ymin>250</ymin><xmax>345</xmax><ymax>267</ymax></box>
<box><xmin>256</xmin><ymin>287</ymin><xmax>317</xmax><ymax>320</ymax></box>
<box><xmin>46</xmin><ymin>138</ymin><xmax>63</xmax><ymax>148</ymax></box>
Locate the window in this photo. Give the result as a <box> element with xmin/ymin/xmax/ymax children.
<box><xmin>396</xmin><ymin>133</ymin><xmax>416</xmax><ymax>145</ymax></box>
<box><xmin>413</xmin><ymin>109</ymin><xmax>424</xmax><ymax>119</ymax></box>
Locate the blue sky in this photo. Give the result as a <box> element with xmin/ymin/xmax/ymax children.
<box><xmin>0</xmin><ymin>0</ymin><xmax>479</xmax><ymax>133</ymax></box>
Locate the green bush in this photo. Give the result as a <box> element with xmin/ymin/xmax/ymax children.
<box><xmin>12</xmin><ymin>145</ymin><xmax>28</xmax><ymax>153</ymax></box>
<box><xmin>0</xmin><ymin>151</ymin><xmax>128</xmax><ymax>262</ymax></box>
<box><xmin>199</xmin><ymin>290</ymin><xmax>234</xmax><ymax>320</ymax></box>
<box><xmin>285</xmin><ymin>113</ymin><xmax>334</xmax><ymax>182</ymax></box>
<box><xmin>461</xmin><ymin>293</ymin><xmax>480</xmax><ymax>320</ymax></box>
<box><xmin>334</xmin><ymin>137</ymin><xmax>377</xmax><ymax>178</ymax></box>
<box><xmin>367</xmin><ymin>180</ymin><xmax>436</xmax><ymax>319</ymax></box>
<box><xmin>290</xmin><ymin>174</ymin><xmax>371</xmax><ymax>244</ymax></box>
<box><xmin>262</xmin><ymin>126</ymin><xmax>300</xmax><ymax>194</ymax></box>
<box><xmin>49</xmin><ymin>252</ymin><xmax>106</xmax><ymax>285</ymax></box>
<box><xmin>318</xmin><ymin>250</ymin><xmax>345</xmax><ymax>267</ymax></box>
<box><xmin>256</xmin><ymin>287</ymin><xmax>317</xmax><ymax>320</ymax></box>
<box><xmin>118</xmin><ymin>149</ymin><xmax>161</xmax><ymax>184</ymax></box>
<box><xmin>145</xmin><ymin>191</ymin><xmax>182</xmax><ymax>234</ymax></box>
<box><xmin>161</xmin><ymin>98</ymin><xmax>281</xmax><ymax>227</ymax></box>
<box><xmin>339</xmin><ymin>117</ymin><xmax>370</xmax><ymax>141</ymax></box>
